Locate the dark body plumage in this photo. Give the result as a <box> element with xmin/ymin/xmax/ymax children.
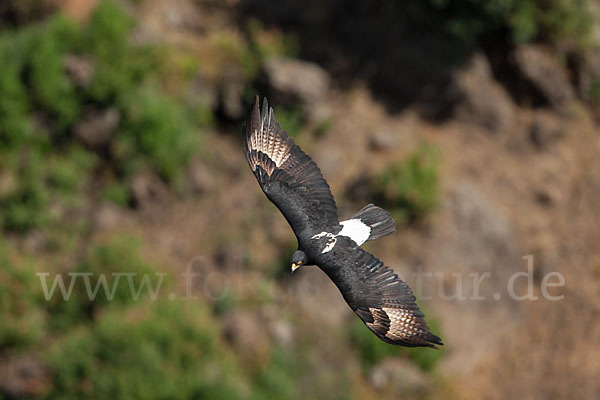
<box><xmin>243</xmin><ymin>96</ymin><xmax>442</xmax><ymax>348</ymax></box>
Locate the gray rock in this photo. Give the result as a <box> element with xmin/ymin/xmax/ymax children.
<box><xmin>269</xmin><ymin>319</ymin><xmax>294</xmax><ymax>348</ymax></box>
<box><xmin>64</xmin><ymin>54</ymin><xmax>94</xmax><ymax>88</ymax></box>
<box><xmin>529</xmin><ymin>110</ymin><xmax>564</xmax><ymax>149</ymax></box>
<box><xmin>22</xmin><ymin>230</ymin><xmax>49</xmax><ymax>253</ymax></box>
<box><xmin>261</xmin><ymin>57</ymin><xmax>330</xmax><ymax>120</ymax></box>
<box><xmin>187</xmin><ymin>158</ymin><xmax>216</xmax><ymax>195</ymax></box>
<box><xmin>451</xmin><ymin>53</ymin><xmax>515</xmax><ymax>132</ymax></box>
<box><xmin>0</xmin><ymin>355</ymin><xmax>49</xmax><ymax>398</ymax></box>
<box><xmin>513</xmin><ymin>45</ymin><xmax>575</xmax><ymax>113</ymax></box>
<box><xmin>447</xmin><ymin>183</ymin><xmax>521</xmax><ymax>282</ymax></box>
<box><xmin>131</xmin><ymin>171</ymin><xmax>168</xmax><ymax>207</ymax></box>
<box><xmin>95</xmin><ymin>203</ymin><xmax>126</xmax><ymax>229</ymax></box>
<box><xmin>429</xmin><ymin>183</ymin><xmax>524</xmax><ymax>374</ymax></box>
<box><xmin>74</xmin><ymin>108</ymin><xmax>120</xmax><ymax>148</ymax></box>
<box><xmin>368</xmin><ymin>130</ymin><xmax>403</xmax><ymax>151</ymax></box>
<box><xmin>160</xmin><ymin>0</ymin><xmax>203</xmax><ymax>31</ymax></box>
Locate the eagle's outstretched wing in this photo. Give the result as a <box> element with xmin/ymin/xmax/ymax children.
<box><xmin>243</xmin><ymin>96</ymin><xmax>339</xmax><ymax>239</ymax></box>
<box><xmin>318</xmin><ymin>236</ymin><xmax>442</xmax><ymax>348</ymax></box>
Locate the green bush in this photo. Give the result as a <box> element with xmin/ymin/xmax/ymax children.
<box><xmin>28</xmin><ymin>16</ymin><xmax>81</xmax><ymax>132</ymax></box>
<box><xmin>118</xmin><ymin>86</ymin><xmax>197</xmax><ymax>183</ymax></box>
<box><xmin>0</xmin><ymin>240</ymin><xmax>46</xmax><ymax>351</ymax></box>
<box><xmin>0</xmin><ymin>37</ymin><xmax>35</xmax><ymax>150</ymax></box>
<box><xmin>45</xmin><ymin>300</ymin><xmax>242</xmax><ymax>400</ymax></box>
<box><xmin>428</xmin><ymin>0</ymin><xmax>593</xmax><ymax>47</ymax></box>
<box><xmin>251</xmin><ymin>346</ymin><xmax>296</xmax><ymax>400</ymax></box>
<box><xmin>47</xmin><ymin>236</ymin><xmax>169</xmax><ymax>330</ymax></box>
<box><xmin>0</xmin><ymin>0</ymin><xmax>204</xmax><ymax>233</ymax></box>
<box><xmin>0</xmin><ymin>233</ymin><xmax>247</xmax><ymax>399</ymax></box>
<box><xmin>0</xmin><ymin>143</ymin><xmax>96</xmax><ymax>233</ymax></box>
<box><xmin>102</xmin><ymin>181</ymin><xmax>131</xmax><ymax>207</ymax></box>
<box><xmin>375</xmin><ymin>143</ymin><xmax>440</xmax><ymax>223</ymax></box>
<box><xmin>273</xmin><ymin>106</ymin><xmax>305</xmax><ymax>138</ymax></box>
<box><xmin>240</xmin><ymin>19</ymin><xmax>299</xmax><ymax>81</ymax></box>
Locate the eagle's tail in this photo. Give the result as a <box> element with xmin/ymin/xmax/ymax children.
<box><xmin>352</xmin><ymin>204</ymin><xmax>396</xmax><ymax>241</ymax></box>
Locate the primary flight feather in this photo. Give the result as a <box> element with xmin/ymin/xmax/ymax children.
<box><xmin>243</xmin><ymin>96</ymin><xmax>442</xmax><ymax>348</ymax></box>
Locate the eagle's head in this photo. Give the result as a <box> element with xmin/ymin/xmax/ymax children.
<box><xmin>291</xmin><ymin>250</ymin><xmax>308</xmax><ymax>273</ymax></box>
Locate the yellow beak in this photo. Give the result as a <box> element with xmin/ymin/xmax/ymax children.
<box><xmin>291</xmin><ymin>263</ymin><xmax>300</xmax><ymax>273</ymax></box>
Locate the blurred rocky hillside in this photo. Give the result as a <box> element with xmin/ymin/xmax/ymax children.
<box><xmin>0</xmin><ymin>0</ymin><xmax>599</xmax><ymax>399</ymax></box>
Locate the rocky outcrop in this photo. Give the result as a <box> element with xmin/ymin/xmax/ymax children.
<box><xmin>450</xmin><ymin>53</ymin><xmax>515</xmax><ymax>132</ymax></box>
<box><xmin>261</xmin><ymin>57</ymin><xmax>330</xmax><ymax>120</ymax></box>
<box><xmin>0</xmin><ymin>355</ymin><xmax>49</xmax><ymax>399</ymax></box>
<box><xmin>529</xmin><ymin>110</ymin><xmax>564</xmax><ymax>149</ymax></box>
<box><xmin>131</xmin><ymin>170</ymin><xmax>169</xmax><ymax>207</ymax></box>
<box><xmin>512</xmin><ymin>45</ymin><xmax>575</xmax><ymax>114</ymax></box>
<box><xmin>428</xmin><ymin>183</ymin><xmax>524</xmax><ymax>374</ymax></box>
<box><xmin>74</xmin><ymin>107</ymin><xmax>120</xmax><ymax>149</ymax></box>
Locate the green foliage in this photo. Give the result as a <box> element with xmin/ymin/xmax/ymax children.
<box><xmin>0</xmin><ymin>234</ymin><xmax>247</xmax><ymax>399</ymax></box>
<box><xmin>0</xmin><ymin>0</ymin><xmax>204</xmax><ymax>233</ymax></box>
<box><xmin>0</xmin><ymin>142</ymin><xmax>96</xmax><ymax>233</ymax></box>
<box><xmin>314</xmin><ymin>117</ymin><xmax>333</xmax><ymax>137</ymax></box>
<box><xmin>213</xmin><ymin>287</ymin><xmax>237</xmax><ymax>315</ymax></box>
<box><xmin>536</xmin><ymin>0</ymin><xmax>593</xmax><ymax>47</ymax></box>
<box><xmin>0</xmin><ymin>240</ymin><xmax>46</xmax><ymax>351</ymax></box>
<box><xmin>0</xmin><ymin>148</ymin><xmax>50</xmax><ymax>233</ymax></box>
<box><xmin>588</xmin><ymin>78</ymin><xmax>600</xmax><ymax>102</ymax></box>
<box><xmin>274</xmin><ymin>106</ymin><xmax>305</xmax><ymax>138</ymax></box>
<box><xmin>102</xmin><ymin>181</ymin><xmax>131</xmax><ymax>207</ymax></box>
<box><xmin>29</xmin><ymin>16</ymin><xmax>81</xmax><ymax>132</ymax></box>
<box><xmin>375</xmin><ymin>143</ymin><xmax>440</xmax><ymax>223</ymax></box>
<box><xmin>240</xmin><ymin>19</ymin><xmax>299</xmax><ymax>80</ymax></box>
<box><xmin>45</xmin><ymin>300</ymin><xmax>242</xmax><ymax>400</ymax></box>
<box><xmin>118</xmin><ymin>86</ymin><xmax>197</xmax><ymax>183</ymax></box>
<box><xmin>251</xmin><ymin>347</ymin><xmax>296</xmax><ymax>400</ymax></box>
<box><xmin>403</xmin><ymin>343</ymin><xmax>444</xmax><ymax>373</ymax></box>
<box><xmin>429</xmin><ymin>0</ymin><xmax>593</xmax><ymax>47</ymax></box>
<box><xmin>85</xmin><ymin>2</ymin><xmax>165</xmax><ymax>109</ymax></box>
<box><xmin>0</xmin><ymin>35</ymin><xmax>34</xmax><ymax>150</ymax></box>
<box><xmin>48</xmin><ymin>236</ymin><xmax>168</xmax><ymax>331</ymax></box>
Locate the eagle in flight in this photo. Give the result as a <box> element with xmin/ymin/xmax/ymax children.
<box><xmin>243</xmin><ymin>96</ymin><xmax>442</xmax><ymax>348</ymax></box>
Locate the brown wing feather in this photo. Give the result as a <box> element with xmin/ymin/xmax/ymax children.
<box><xmin>356</xmin><ymin>254</ymin><xmax>442</xmax><ymax>348</ymax></box>
<box><xmin>243</xmin><ymin>96</ymin><xmax>338</xmax><ymax>238</ymax></box>
<box><xmin>319</xmin><ymin>238</ymin><xmax>442</xmax><ymax>348</ymax></box>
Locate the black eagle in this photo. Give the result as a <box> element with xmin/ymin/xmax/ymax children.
<box><xmin>243</xmin><ymin>97</ymin><xmax>442</xmax><ymax>348</ymax></box>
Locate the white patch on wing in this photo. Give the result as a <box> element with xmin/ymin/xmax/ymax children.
<box><xmin>311</xmin><ymin>232</ymin><xmax>338</xmax><ymax>253</ymax></box>
<box><xmin>311</xmin><ymin>220</ymin><xmax>371</xmax><ymax>254</ymax></box>
<box><xmin>338</xmin><ymin>218</ymin><xmax>371</xmax><ymax>245</ymax></box>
